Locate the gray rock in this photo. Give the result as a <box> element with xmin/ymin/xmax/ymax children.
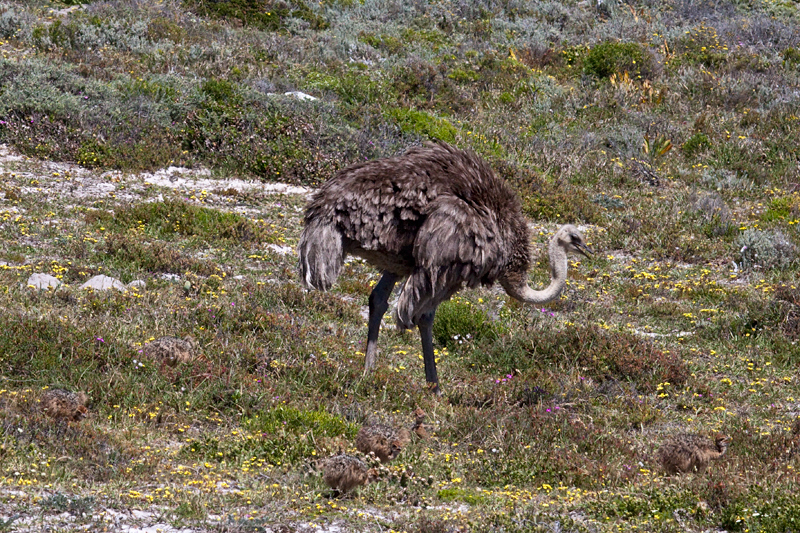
<box><xmin>284</xmin><ymin>91</ymin><xmax>318</xmax><ymax>101</ymax></box>
<box><xmin>80</xmin><ymin>275</ymin><xmax>126</xmax><ymax>291</ymax></box>
<box><xmin>127</xmin><ymin>280</ymin><xmax>146</xmax><ymax>290</ymax></box>
<box><xmin>27</xmin><ymin>273</ymin><xmax>62</xmax><ymax>290</ymax></box>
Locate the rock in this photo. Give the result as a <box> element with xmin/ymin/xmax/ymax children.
<box><xmin>284</xmin><ymin>91</ymin><xmax>318</xmax><ymax>101</ymax></box>
<box><xmin>127</xmin><ymin>280</ymin><xmax>146</xmax><ymax>290</ymax></box>
<box><xmin>27</xmin><ymin>273</ymin><xmax>61</xmax><ymax>290</ymax></box>
<box><xmin>80</xmin><ymin>275</ymin><xmax>126</xmax><ymax>291</ymax></box>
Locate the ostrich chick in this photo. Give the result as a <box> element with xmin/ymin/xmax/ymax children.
<box><xmin>40</xmin><ymin>388</ymin><xmax>89</xmax><ymax>421</ymax></box>
<box><xmin>657</xmin><ymin>434</ymin><xmax>730</xmax><ymax>475</ymax></box>
<box><xmin>412</xmin><ymin>407</ymin><xmax>429</xmax><ymax>440</ymax></box>
<box><xmin>298</xmin><ymin>141</ymin><xmax>593</xmax><ymax>393</ymax></box>
<box><xmin>145</xmin><ymin>335</ymin><xmax>197</xmax><ymax>366</ymax></box>
<box><xmin>356</xmin><ymin>423</ymin><xmax>412</xmax><ymax>463</ymax></box>
<box><xmin>321</xmin><ymin>454</ymin><xmax>378</xmax><ymax>494</ymax></box>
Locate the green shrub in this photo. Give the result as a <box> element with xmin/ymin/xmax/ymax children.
<box><xmin>101</xmin><ymin>234</ymin><xmax>220</xmax><ymax>276</ymax></box>
<box><xmin>93</xmin><ymin>200</ymin><xmax>275</xmax><ymax>244</ymax></box>
<box><xmin>182</xmin><ymin>407</ymin><xmax>356</xmax><ymax>464</ymax></box>
<box><xmin>734</xmin><ymin>229</ymin><xmax>797</xmax><ymax>270</ymax></box>
<box><xmin>783</xmin><ymin>47</ymin><xmax>800</xmax><ymax>68</ymax></box>
<box><xmin>201</xmin><ymin>78</ymin><xmax>241</xmax><ymax>106</ymax></box>
<box><xmin>761</xmin><ymin>196</ymin><xmax>797</xmax><ymax>222</ymax></box>
<box><xmin>471</xmin><ymin>323</ymin><xmax>689</xmax><ymax>392</ymax></box>
<box><xmin>437</xmin><ymin>488</ymin><xmax>486</xmax><ymax>505</ymax></box>
<box><xmin>433</xmin><ymin>299</ymin><xmax>501</xmax><ymax>349</ymax></box>
<box><xmin>387</xmin><ymin>108</ymin><xmax>457</xmax><ymax>143</ymax></box>
<box><xmin>584</xmin><ymin>41</ymin><xmax>654</xmax><ymax>80</ymax></box>
<box><xmin>682</xmin><ymin>132</ymin><xmax>712</xmax><ymax>157</ymax></box>
<box><xmin>183</xmin><ymin>0</ymin><xmax>328</xmax><ymax>31</ymax></box>
<box><xmin>357</xmin><ymin>32</ymin><xmax>403</xmax><ymax>55</ymax></box>
<box><xmin>673</xmin><ymin>24</ymin><xmax>728</xmax><ymax>68</ymax></box>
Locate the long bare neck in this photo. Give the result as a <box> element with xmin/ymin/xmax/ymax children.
<box><xmin>500</xmin><ymin>238</ymin><xmax>569</xmax><ymax>305</ymax></box>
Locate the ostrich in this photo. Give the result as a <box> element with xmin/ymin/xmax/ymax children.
<box><xmin>298</xmin><ymin>141</ymin><xmax>592</xmax><ymax>393</ymax></box>
<box><xmin>356</xmin><ymin>408</ymin><xmax>428</xmax><ymax>462</ymax></box>
<box><xmin>657</xmin><ymin>433</ymin><xmax>730</xmax><ymax>475</ymax></box>
<box><xmin>40</xmin><ymin>388</ymin><xmax>89</xmax><ymax>422</ymax></box>
<box><xmin>144</xmin><ymin>335</ymin><xmax>197</xmax><ymax>367</ymax></box>
<box><xmin>320</xmin><ymin>453</ymin><xmax>378</xmax><ymax>495</ymax></box>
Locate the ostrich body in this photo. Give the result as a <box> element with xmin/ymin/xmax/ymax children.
<box><xmin>298</xmin><ymin>142</ymin><xmax>592</xmax><ymax>393</ymax></box>
<box><xmin>657</xmin><ymin>434</ymin><xmax>730</xmax><ymax>474</ymax></box>
<box><xmin>356</xmin><ymin>424</ymin><xmax>412</xmax><ymax>463</ymax></box>
<box><xmin>356</xmin><ymin>408</ymin><xmax>427</xmax><ymax>462</ymax></box>
<box><xmin>145</xmin><ymin>335</ymin><xmax>197</xmax><ymax>367</ymax></box>
<box><xmin>320</xmin><ymin>453</ymin><xmax>377</xmax><ymax>494</ymax></box>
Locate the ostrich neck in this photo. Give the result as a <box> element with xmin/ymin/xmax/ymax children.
<box><xmin>501</xmin><ymin>239</ymin><xmax>568</xmax><ymax>305</ymax></box>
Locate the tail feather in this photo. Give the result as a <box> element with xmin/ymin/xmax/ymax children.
<box><xmin>297</xmin><ymin>218</ymin><xmax>344</xmax><ymax>291</ymax></box>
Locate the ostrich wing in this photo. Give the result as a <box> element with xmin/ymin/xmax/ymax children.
<box><xmin>395</xmin><ymin>197</ymin><xmax>504</xmax><ymax>328</ymax></box>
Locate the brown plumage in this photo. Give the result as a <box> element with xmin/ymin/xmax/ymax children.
<box><xmin>412</xmin><ymin>407</ymin><xmax>429</xmax><ymax>440</ymax></box>
<box><xmin>356</xmin><ymin>408</ymin><xmax>428</xmax><ymax>461</ymax></box>
<box><xmin>144</xmin><ymin>335</ymin><xmax>196</xmax><ymax>366</ymax></box>
<box><xmin>298</xmin><ymin>142</ymin><xmax>592</xmax><ymax>393</ymax></box>
<box><xmin>657</xmin><ymin>434</ymin><xmax>730</xmax><ymax>475</ymax></box>
<box><xmin>320</xmin><ymin>454</ymin><xmax>378</xmax><ymax>494</ymax></box>
<box><xmin>356</xmin><ymin>424</ymin><xmax>412</xmax><ymax>463</ymax></box>
<box><xmin>40</xmin><ymin>388</ymin><xmax>89</xmax><ymax>421</ymax></box>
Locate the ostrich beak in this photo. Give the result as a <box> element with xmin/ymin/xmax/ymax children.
<box><xmin>576</xmin><ymin>242</ymin><xmax>593</xmax><ymax>258</ymax></box>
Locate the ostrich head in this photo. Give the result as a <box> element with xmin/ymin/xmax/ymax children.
<box><xmin>714</xmin><ymin>434</ymin><xmax>730</xmax><ymax>454</ymax></box>
<box><xmin>552</xmin><ymin>224</ymin><xmax>593</xmax><ymax>260</ymax></box>
<box><xmin>500</xmin><ymin>224</ymin><xmax>592</xmax><ymax>306</ymax></box>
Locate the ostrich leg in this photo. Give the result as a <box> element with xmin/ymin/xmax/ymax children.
<box><xmin>418</xmin><ymin>309</ymin><xmax>441</xmax><ymax>395</ymax></box>
<box><xmin>364</xmin><ymin>271</ymin><xmax>399</xmax><ymax>372</ymax></box>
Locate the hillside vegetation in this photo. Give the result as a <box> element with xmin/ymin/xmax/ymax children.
<box><xmin>0</xmin><ymin>0</ymin><xmax>800</xmax><ymax>531</ymax></box>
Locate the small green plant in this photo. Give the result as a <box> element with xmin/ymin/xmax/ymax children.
<box><xmin>673</xmin><ymin>24</ymin><xmax>728</xmax><ymax>67</ymax></box>
<box><xmin>357</xmin><ymin>32</ymin><xmax>403</xmax><ymax>55</ymax></box>
<box><xmin>735</xmin><ymin>229</ymin><xmax>797</xmax><ymax>270</ymax></box>
<box><xmin>387</xmin><ymin>108</ymin><xmax>457</xmax><ymax>143</ymax></box>
<box><xmin>433</xmin><ymin>299</ymin><xmax>501</xmax><ymax>349</ymax></box>
<box><xmin>783</xmin><ymin>47</ymin><xmax>800</xmax><ymax>68</ymax></box>
<box><xmin>95</xmin><ymin>200</ymin><xmax>275</xmax><ymax>244</ymax></box>
<box><xmin>183</xmin><ymin>0</ymin><xmax>329</xmax><ymax>31</ymax></box>
<box><xmin>761</xmin><ymin>196</ymin><xmax>797</xmax><ymax>222</ymax></box>
<box><xmin>692</xmin><ymin>192</ymin><xmax>734</xmax><ymax>238</ymax></box>
<box><xmin>584</xmin><ymin>41</ymin><xmax>654</xmax><ymax>80</ymax></box>
<box><xmin>201</xmin><ymin>78</ymin><xmax>241</xmax><ymax>106</ymax></box>
<box><xmin>682</xmin><ymin>132</ymin><xmax>712</xmax><ymax>157</ymax></box>
<box><xmin>642</xmin><ymin>135</ymin><xmax>673</xmax><ymax>162</ymax></box>
<box><xmin>437</xmin><ymin>487</ymin><xmax>487</xmax><ymax>505</ymax></box>
<box><xmin>591</xmin><ymin>193</ymin><xmax>626</xmax><ymax>210</ymax></box>
<box><xmin>40</xmin><ymin>493</ymin><xmax>95</xmax><ymax>516</ymax></box>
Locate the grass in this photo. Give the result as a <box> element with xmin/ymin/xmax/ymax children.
<box><xmin>0</xmin><ymin>0</ymin><xmax>799</xmax><ymax>530</ymax></box>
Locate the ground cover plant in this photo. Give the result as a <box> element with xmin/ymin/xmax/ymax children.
<box><xmin>0</xmin><ymin>0</ymin><xmax>799</xmax><ymax>530</ymax></box>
